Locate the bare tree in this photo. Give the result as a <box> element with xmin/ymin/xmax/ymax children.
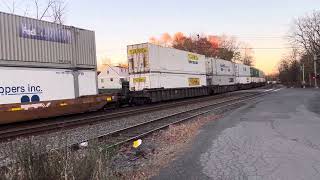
<box><xmin>217</xmin><ymin>35</ymin><xmax>240</xmax><ymax>61</ymax></box>
<box><xmin>50</xmin><ymin>0</ymin><xmax>67</xmax><ymax>24</ymax></box>
<box><xmin>239</xmin><ymin>44</ymin><xmax>254</xmax><ymax>66</ymax></box>
<box><xmin>282</xmin><ymin>10</ymin><xmax>320</xmax><ymax>86</ymax></box>
<box><xmin>278</xmin><ymin>49</ymin><xmax>303</xmax><ymax>86</ymax></box>
<box><xmin>0</xmin><ymin>0</ymin><xmax>67</xmax><ymax>24</ymax></box>
<box><xmin>290</xmin><ymin>10</ymin><xmax>320</xmax><ymax>55</ymax></box>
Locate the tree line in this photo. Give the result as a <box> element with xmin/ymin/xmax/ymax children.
<box><xmin>150</xmin><ymin>32</ymin><xmax>255</xmax><ymax>66</ymax></box>
<box><xmin>278</xmin><ymin>10</ymin><xmax>320</xmax><ymax>86</ymax></box>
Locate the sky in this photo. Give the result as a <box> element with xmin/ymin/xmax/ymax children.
<box><xmin>1</xmin><ymin>0</ymin><xmax>320</xmax><ymax>74</ymax></box>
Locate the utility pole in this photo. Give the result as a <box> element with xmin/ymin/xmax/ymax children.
<box><xmin>309</xmin><ymin>73</ymin><xmax>312</xmax><ymax>87</ymax></box>
<box><xmin>302</xmin><ymin>64</ymin><xmax>305</xmax><ymax>88</ymax></box>
<box><xmin>315</xmin><ymin>54</ymin><xmax>319</xmax><ymax>88</ymax></box>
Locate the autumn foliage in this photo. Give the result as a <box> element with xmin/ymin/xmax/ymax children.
<box><xmin>149</xmin><ymin>32</ymin><xmax>244</xmax><ymax>62</ymax></box>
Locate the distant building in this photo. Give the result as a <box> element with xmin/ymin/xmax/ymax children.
<box><xmin>98</xmin><ymin>65</ymin><xmax>128</xmax><ymax>89</ymax></box>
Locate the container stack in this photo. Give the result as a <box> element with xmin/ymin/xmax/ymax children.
<box><xmin>235</xmin><ymin>63</ymin><xmax>251</xmax><ymax>84</ymax></box>
<box><xmin>206</xmin><ymin>58</ymin><xmax>236</xmax><ymax>85</ymax></box>
<box><xmin>250</xmin><ymin>67</ymin><xmax>261</xmax><ymax>83</ymax></box>
<box><xmin>0</xmin><ymin>12</ymin><xmax>97</xmax><ymax>105</ymax></box>
<box><xmin>127</xmin><ymin>43</ymin><xmax>207</xmax><ymax>91</ymax></box>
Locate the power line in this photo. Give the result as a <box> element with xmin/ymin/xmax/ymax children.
<box><xmin>239</xmin><ymin>47</ymin><xmax>295</xmax><ymax>50</ymax></box>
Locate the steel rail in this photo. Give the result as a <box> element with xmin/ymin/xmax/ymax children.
<box><xmin>88</xmin><ymin>90</ymin><xmax>275</xmax><ymax>149</ymax></box>
<box><xmin>0</xmin><ymin>92</ymin><xmax>256</xmax><ymax>141</ymax></box>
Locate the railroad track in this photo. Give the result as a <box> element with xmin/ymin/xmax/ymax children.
<box><xmin>82</xmin><ymin>89</ymin><xmax>277</xmax><ymax>149</ymax></box>
<box><xmin>0</xmin><ymin>91</ymin><xmax>258</xmax><ymax>141</ymax></box>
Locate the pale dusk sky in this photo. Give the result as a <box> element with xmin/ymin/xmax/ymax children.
<box><xmin>1</xmin><ymin>0</ymin><xmax>320</xmax><ymax>74</ymax></box>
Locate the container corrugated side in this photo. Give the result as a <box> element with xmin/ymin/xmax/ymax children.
<box><xmin>215</xmin><ymin>59</ymin><xmax>235</xmax><ymax>76</ymax></box>
<box><xmin>0</xmin><ymin>67</ymin><xmax>98</xmax><ymax>105</ymax></box>
<box><xmin>128</xmin><ymin>43</ymin><xmax>206</xmax><ymax>75</ymax></box>
<box><xmin>205</xmin><ymin>57</ymin><xmax>217</xmax><ymax>75</ymax></box>
<box><xmin>74</xmin><ymin>29</ymin><xmax>97</xmax><ymax>68</ymax></box>
<box><xmin>236</xmin><ymin>77</ymin><xmax>251</xmax><ymax>84</ymax></box>
<box><xmin>78</xmin><ymin>70</ymin><xmax>98</xmax><ymax>96</ymax></box>
<box><xmin>207</xmin><ymin>75</ymin><xmax>236</xmax><ymax>86</ymax></box>
<box><xmin>235</xmin><ymin>63</ymin><xmax>250</xmax><ymax>77</ymax></box>
<box><xmin>129</xmin><ymin>72</ymin><xmax>206</xmax><ymax>91</ymax></box>
<box><xmin>0</xmin><ymin>12</ymin><xmax>96</xmax><ymax>69</ymax></box>
<box><xmin>250</xmin><ymin>67</ymin><xmax>260</xmax><ymax>77</ymax></box>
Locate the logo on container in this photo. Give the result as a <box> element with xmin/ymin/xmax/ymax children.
<box><xmin>0</xmin><ymin>84</ymin><xmax>43</xmax><ymax>103</ymax></box>
<box><xmin>188</xmin><ymin>54</ymin><xmax>199</xmax><ymax>64</ymax></box>
<box><xmin>20</xmin><ymin>23</ymin><xmax>72</xmax><ymax>43</ymax></box>
<box><xmin>128</xmin><ymin>48</ymin><xmax>148</xmax><ymax>55</ymax></box>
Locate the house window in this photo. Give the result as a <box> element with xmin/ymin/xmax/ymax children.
<box><xmin>101</xmin><ymin>79</ymin><xmax>104</xmax><ymax>83</ymax></box>
<box><xmin>110</xmin><ymin>78</ymin><xmax>113</xmax><ymax>82</ymax></box>
<box><xmin>107</xmin><ymin>71</ymin><xmax>109</xmax><ymax>74</ymax></box>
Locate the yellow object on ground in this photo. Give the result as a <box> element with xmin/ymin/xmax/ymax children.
<box><xmin>133</xmin><ymin>139</ymin><xmax>142</xmax><ymax>148</ymax></box>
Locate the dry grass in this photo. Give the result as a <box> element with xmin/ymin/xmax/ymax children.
<box><xmin>0</xmin><ymin>138</ymin><xmax>118</xmax><ymax>180</ymax></box>
<box><xmin>0</xmin><ymin>113</ymin><xmax>221</xmax><ymax>180</ymax></box>
<box><xmin>115</xmin><ymin>113</ymin><xmax>221</xmax><ymax>180</ymax></box>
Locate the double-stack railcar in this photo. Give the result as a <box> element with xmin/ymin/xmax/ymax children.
<box><xmin>128</xmin><ymin>43</ymin><xmax>265</xmax><ymax>104</ymax></box>
<box><xmin>0</xmin><ymin>12</ymin><xmax>117</xmax><ymax>124</ymax></box>
<box><xmin>0</xmin><ymin>12</ymin><xmax>266</xmax><ymax>125</ymax></box>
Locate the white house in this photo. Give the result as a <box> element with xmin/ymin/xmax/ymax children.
<box><xmin>98</xmin><ymin>65</ymin><xmax>129</xmax><ymax>89</ymax></box>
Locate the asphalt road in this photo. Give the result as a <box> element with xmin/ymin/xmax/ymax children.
<box><xmin>153</xmin><ymin>87</ymin><xmax>320</xmax><ymax>180</ymax></box>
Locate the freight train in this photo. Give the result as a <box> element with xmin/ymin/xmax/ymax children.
<box><xmin>0</xmin><ymin>12</ymin><xmax>265</xmax><ymax>124</ymax></box>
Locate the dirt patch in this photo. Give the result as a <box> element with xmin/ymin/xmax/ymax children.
<box><xmin>111</xmin><ymin>113</ymin><xmax>222</xmax><ymax>179</ymax></box>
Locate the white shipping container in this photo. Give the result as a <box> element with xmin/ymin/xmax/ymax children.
<box><xmin>205</xmin><ymin>58</ymin><xmax>235</xmax><ymax>76</ymax></box>
<box><xmin>129</xmin><ymin>73</ymin><xmax>206</xmax><ymax>91</ymax></box>
<box><xmin>78</xmin><ymin>70</ymin><xmax>98</xmax><ymax>96</ymax></box>
<box><xmin>236</xmin><ymin>77</ymin><xmax>251</xmax><ymax>84</ymax></box>
<box><xmin>235</xmin><ymin>63</ymin><xmax>251</xmax><ymax>77</ymax></box>
<box><xmin>128</xmin><ymin>43</ymin><xmax>206</xmax><ymax>75</ymax></box>
<box><xmin>205</xmin><ymin>58</ymin><xmax>214</xmax><ymax>75</ymax></box>
<box><xmin>0</xmin><ymin>67</ymin><xmax>97</xmax><ymax>105</ymax></box>
<box><xmin>251</xmin><ymin>77</ymin><xmax>260</xmax><ymax>83</ymax></box>
<box><xmin>206</xmin><ymin>58</ymin><xmax>236</xmax><ymax>86</ymax></box>
<box><xmin>207</xmin><ymin>75</ymin><xmax>236</xmax><ymax>86</ymax></box>
<box><xmin>215</xmin><ymin>59</ymin><xmax>235</xmax><ymax>76</ymax></box>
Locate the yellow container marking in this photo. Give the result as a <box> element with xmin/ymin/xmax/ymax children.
<box><xmin>60</xmin><ymin>103</ymin><xmax>68</xmax><ymax>107</ymax></box>
<box><xmin>133</xmin><ymin>77</ymin><xmax>146</xmax><ymax>83</ymax></box>
<box><xmin>188</xmin><ymin>53</ymin><xmax>199</xmax><ymax>61</ymax></box>
<box><xmin>10</xmin><ymin>107</ymin><xmax>23</xmax><ymax>111</ymax></box>
<box><xmin>106</xmin><ymin>97</ymin><xmax>112</xmax><ymax>102</ymax></box>
<box><xmin>188</xmin><ymin>78</ymin><xmax>200</xmax><ymax>86</ymax></box>
<box><xmin>128</xmin><ymin>48</ymin><xmax>148</xmax><ymax>55</ymax></box>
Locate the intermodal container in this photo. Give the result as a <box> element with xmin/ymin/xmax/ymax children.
<box><xmin>235</xmin><ymin>63</ymin><xmax>250</xmax><ymax>77</ymax></box>
<box><xmin>205</xmin><ymin>58</ymin><xmax>236</xmax><ymax>85</ymax></box>
<box><xmin>127</xmin><ymin>43</ymin><xmax>206</xmax><ymax>75</ymax></box>
<box><xmin>0</xmin><ymin>12</ymin><xmax>96</xmax><ymax>69</ymax></box>
<box><xmin>235</xmin><ymin>63</ymin><xmax>251</xmax><ymax>84</ymax></box>
<box><xmin>250</xmin><ymin>67</ymin><xmax>260</xmax><ymax>77</ymax></box>
<box><xmin>0</xmin><ymin>67</ymin><xmax>97</xmax><ymax>105</ymax></box>
<box><xmin>129</xmin><ymin>73</ymin><xmax>206</xmax><ymax>91</ymax></box>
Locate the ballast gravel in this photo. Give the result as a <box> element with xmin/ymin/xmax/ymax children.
<box><xmin>0</xmin><ymin>91</ymin><xmax>257</xmax><ymax>165</ymax></box>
